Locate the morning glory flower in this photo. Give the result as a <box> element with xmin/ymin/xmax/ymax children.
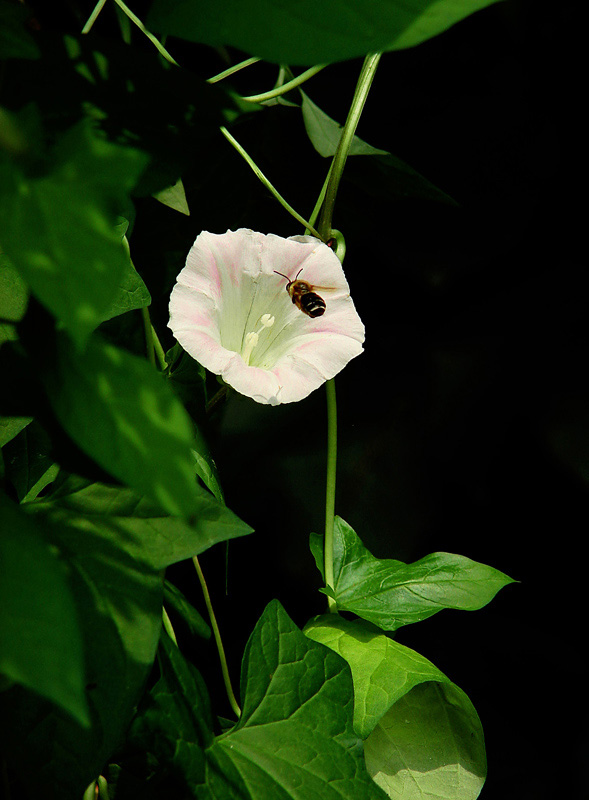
<box><xmin>168</xmin><ymin>229</ymin><xmax>365</xmax><ymax>405</ymax></box>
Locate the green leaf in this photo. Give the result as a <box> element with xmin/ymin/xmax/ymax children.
<box><xmin>301</xmin><ymin>92</ymin><xmax>388</xmax><ymax>159</ymax></box>
<box><xmin>164</xmin><ymin>580</ymin><xmax>211</xmax><ymax>641</ymax></box>
<box><xmin>98</xmin><ymin>219</ymin><xmax>152</xmax><ymax>323</ymax></box>
<box><xmin>305</xmin><ymin>616</ymin><xmax>486</xmax><ymax>799</ymax></box>
<box><xmin>0</xmin><ymin>0</ymin><xmax>40</xmax><ymax>60</ymax></box>
<box><xmin>37</xmin><ymin>330</ymin><xmax>250</xmax><ymax>522</ymax></box>
<box><xmin>10</xmin><ymin>33</ymin><xmax>235</xmax><ymax>197</ymax></box>
<box><xmin>0</xmin><ymin>116</ymin><xmax>147</xmax><ymax>346</ymax></box>
<box><xmin>1</xmin><ymin>482</ymin><xmax>167</xmax><ymax>798</ymax></box>
<box><xmin>148</xmin><ymin>0</ymin><xmax>504</xmax><ymax>65</ymax></box>
<box><xmin>301</xmin><ymin>92</ymin><xmax>457</xmax><ymax>205</ymax></box>
<box><xmin>322</xmin><ymin>517</ymin><xmax>515</xmax><ymax>631</ymax></box>
<box><xmin>153</xmin><ymin>177</ymin><xmax>190</xmax><ymax>215</ymax></box>
<box><xmin>304</xmin><ymin>615</ymin><xmax>447</xmax><ymax>738</ymax></box>
<box><xmin>133</xmin><ymin>601</ymin><xmax>388</xmax><ymax>799</ymax></box>
<box><xmin>3</xmin><ymin>419</ymin><xmax>59</xmax><ymax>502</ymax></box>
<box><xmin>0</xmin><ymin>253</ymin><xmax>28</xmax><ymax>323</ymax></box>
<box><xmin>0</xmin><ymin>492</ymin><xmax>89</xmax><ymax>726</ymax></box>
<box><xmin>30</xmin><ymin>476</ymin><xmax>251</xmax><ymax>569</ymax></box>
<box><xmin>0</xmin><ymin>416</ymin><xmax>32</xmax><ymax>447</ymax></box>
<box><xmin>365</xmin><ymin>682</ymin><xmax>486</xmax><ymax>799</ymax></box>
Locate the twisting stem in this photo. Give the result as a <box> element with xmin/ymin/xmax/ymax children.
<box><xmin>318</xmin><ymin>54</ymin><xmax>382</xmax><ymax>612</ymax></box>
<box><xmin>324</xmin><ymin>379</ymin><xmax>338</xmax><ymax>612</ymax></box>
<box><xmin>81</xmin><ymin>0</ymin><xmax>108</xmax><ymax>33</ymax></box>
<box><xmin>241</xmin><ymin>64</ymin><xmax>326</xmax><ymax>104</ymax></box>
<box><xmin>317</xmin><ymin>52</ymin><xmax>381</xmax><ymax>239</ymax></box>
<box><xmin>193</xmin><ymin>555</ymin><xmax>241</xmax><ymax>719</ymax></box>
<box><xmin>112</xmin><ymin>0</ymin><xmax>179</xmax><ymax>65</ymax></box>
<box><xmin>220</xmin><ymin>126</ymin><xmax>322</xmax><ymax>239</ymax></box>
<box><xmin>208</xmin><ymin>57</ymin><xmax>261</xmax><ymax>84</ymax></box>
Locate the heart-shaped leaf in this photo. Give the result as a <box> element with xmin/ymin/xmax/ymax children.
<box><xmin>305</xmin><ymin>615</ymin><xmax>486</xmax><ymax>800</ymax></box>
<box><xmin>131</xmin><ymin>601</ymin><xmax>388</xmax><ymax>799</ymax></box>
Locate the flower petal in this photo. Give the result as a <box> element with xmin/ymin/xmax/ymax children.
<box><xmin>169</xmin><ymin>229</ymin><xmax>365</xmax><ymax>405</ymax></box>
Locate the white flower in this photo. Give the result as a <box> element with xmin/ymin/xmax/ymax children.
<box><xmin>168</xmin><ymin>229</ymin><xmax>365</xmax><ymax>405</ymax></box>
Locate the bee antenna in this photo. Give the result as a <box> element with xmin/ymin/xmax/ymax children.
<box><xmin>295</xmin><ymin>268</ymin><xmax>304</xmax><ymax>279</ymax></box>
<box><xmin>273</xmin><ymin>270</ymin><xmax>290</xmax><ymax>281</ymax></box>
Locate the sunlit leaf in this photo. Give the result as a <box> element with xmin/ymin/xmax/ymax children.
<box><xmin>36</xmin><ymin>331</ymin><xmax>251</xmax><ymax>523</ymax></box>
<box><xmin>0</xmin><ymin>118</ymin><xmax>147</xmax><ymax>346</ymax></box>
<box><xmin>131</xmin><ymin>601</ymin><xmax>388</xmax><ymax>799</ymax></box>
<box><xmin>305</xmin><ymin>616</ymin><xmax>486</xmax><ymax>799</ymax></box>
<box><xmin>313</xmin><ymin>517</ymin><xmax>515</xmax><ymax>630</ymax></box>
<box><xmin>0</xmin><ymin>492</ymin><xmax>88</xmax><ymax>726</ymax></box>
<box><xmin>365</xmin><ymin>682</ymin><xmax>486</xmax><ymax>799</ymax></box>
<box><xmin>31</xmin><ymin>476</ymin><xmax>251</xmax><ymax>568</ymax></box>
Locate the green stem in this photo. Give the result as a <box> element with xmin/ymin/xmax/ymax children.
<box><xmin>151</xmin><ymin>324</ymin><xmax>168</xmax><ymax>370</ymax></box>
<box><xmin>141</xmin><ymin>307</ymin><xmax>156</xmax><ymax>367</ymax></box>
<box><xmin>324</xmin><ymin>378</ymin><xmax>338</xmax><ymax>612</ymax></box>
<box><xmin>318</xmin><ymin>55</ymin><xmax>381</xmax><ymax>611</ymax></box>
<box><xmin>317</xmin><ymin>52</ymin><xmax>381</xmax><ymax>239</ymax></box>
<box><xmin>307</xmin><ymin>160</ymin><xmax>334</xmax><ymax>235</ymax></box>
<box><xmin>241</xmin><ymin>64</ymin><xmax>326</xmax><ymax>104</ymax></box>
<box><xmin>193</xmin><ymin>555</ymin><xmax>241</xmax><ymax>719</ymax></box>
<box><xmin>81</xmin><ymin>0</ymin><xmax>108</xmax><ymax>33</ymax></box>
<box><xmin>112</xmin><ymin>0</ymin><xmax>179</xmax><ymax>66</ymax></box>
<box><xmin>220</xmin><ymin>126</ymin><xmax>322</xmax><ymax>239</ymax></box>
<box><xmin>207</xmin><ymin>57</ymin><xmax>261</xmax><ymax>84</ymax></box>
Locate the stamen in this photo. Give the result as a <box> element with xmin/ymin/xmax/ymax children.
<box><xmin>242</xmin><ymin>332</ymin><xmax>259</xmax><ymax>366</ymax></box>
<box><xmin>259</xmin><ymin>314</ymin><xmax>275</xmax><ymax>329</ymax></box>
<box><xmin>242</xmin><ymin>314</ymin><xmax>275</xmax><ymax>365</ymax></box>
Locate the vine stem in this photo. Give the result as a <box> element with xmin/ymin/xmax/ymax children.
<box><xmin>193</xmin><ymin>555</ymin><xmax>241</xmax><ymax>719</ymax></box>
<box><xmin>240</xmin><ymin>64</ymin><xmax>326</xmax><ymax>104</ymax></box>
<box><xmin>207</xmin><ymin>57</ymin><xmax>261</xmax><ymax>84</ymax></box>
<box><xmin>316</xmin><ymin>52</ymin><xmax>381</xmax><ymax>240</ymax></box>
<box><xmin>81</xmin><ymin>0</ymin><xmax>178</xmax><ymax>67</ymax></box>
<box><xmin>112</xmin><ymin>0</ymin><xmax>179</xmax><ymax>65</ymax></box>
<box><xmin>81</xmin><ymin>0</ymin><xmax>108</xmax><ymax>33</ymax></box>
<box><xmin>324</xmin><ymin>379</ymin><xmax>338</xmax><ymax>611</ymax></box>
<box><xmin>220</xmin><ymin>126</ymin><xmax>322</xmax><ymax>239</ymax></box>
<box><xmin>317</xmin><ymin>53</ymin><xmax>382</xmax><ymax>612</ymax></box>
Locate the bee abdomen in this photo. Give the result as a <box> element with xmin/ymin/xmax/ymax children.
<box><xmin>301</xmin><ymin>293</ymin><xmax>326</xmax><ymax>317</ymax></box>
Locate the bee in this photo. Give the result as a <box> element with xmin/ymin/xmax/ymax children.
<box><xmin>273</xmin><ymin>268</ymin><xmax>327</xmax><ymax>318</ymax></box>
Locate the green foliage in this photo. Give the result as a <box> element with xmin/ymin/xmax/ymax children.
<box><xmin>301</xmin><ymin>92</ymin><xmax>457</xmax><ymax>205</ymax></box>
<box><xmin>129</xmin><ymin>602</ymin><xmax>387</xmax><ymax>799</ymax></box>
<box><xmin>148</xmin><ymin>0</ymin><xmax>505</xmax><ymax>65</ymax></box>
<box><xmin>311</xmin><ymin>517</ymin><xmax>515</xmax><ymax>630</ymax></box>
<box><xmin>0</xmin><ymin>116</ymin><xmax>148</xmax><ymax>346</ymax></box>
<box><xmin>365</xmin><ymin>682</ymin><xmax>486</xmax><ymax>799</ymax></box>
<box><xmin>0</xmin><ymin>1</ymin><xmax>518</xmax><ymax>797</ymax></box>
<box><xmin>0</xmin><ymin>493</ymin><xmax>88</xmax><ymax>726</ymax></box>
<box><xmin>305</xmin><ymin>616</ymin><xmax>486</xmax><ymax>799</ymax></box>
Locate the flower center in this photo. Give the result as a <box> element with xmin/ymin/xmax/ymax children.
<box><xmin>242</xmin><ymin>313</ymin><xmax>275</xmax><ymax>366</ymax></box>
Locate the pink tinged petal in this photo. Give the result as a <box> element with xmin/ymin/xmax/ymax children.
<box><xmin>168</xmin><ymin>229</ymin><xmax>365</xmax><ymax>405</ymax></box>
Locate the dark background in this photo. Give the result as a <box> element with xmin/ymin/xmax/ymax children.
<box><xmin>26</xmin><ymin>0</ymin><xmax>587</xmax><ymax>797</ymax></box>
<box><xmin>166</xmin><ymin>3</ymin><xmax>583</xmax><ymax>798</ymax></box>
